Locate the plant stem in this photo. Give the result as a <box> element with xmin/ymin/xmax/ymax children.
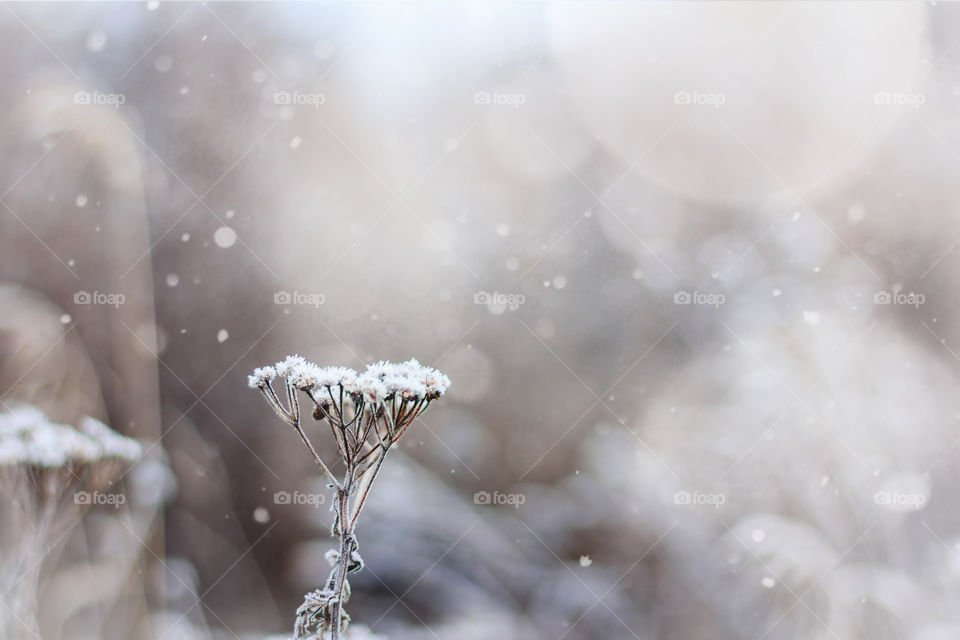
<box><xmin>293</xmin><ymin>422</ymin><xmax>341</xmax><ymax>491</ymax></box>
<box><xmin>329</xmin><ymin>470</ymin><xmax>354</xmax><ymax>640</ymax></box>
<box><xmin>349</xmin><ymin>448</ymin><xmax>387</xmax><ymax>531</ymax></box>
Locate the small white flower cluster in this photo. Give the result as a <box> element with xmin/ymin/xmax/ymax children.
<box><xmin>79</xmin><ymin>416</ymin><xmax>144</xmax><ymax>461</ymax></box>
<box><xmin>359</xmin><ymin>359</ymin><xmax>451</xmax><ymax>402</ymax></box>
<box><xmin>0</xmin><ymin>405</ymin><xmax>142</xmax><ymax>468</ymax></box>
<box><xmin>249</xmin><ymin>356</ymin><xmax>451</xmax><ymax>403</ymax></box>
<box><xmin>251</xmin><ymin>355</ymin><xmax>449</xmax><ymax>640</ymax></box>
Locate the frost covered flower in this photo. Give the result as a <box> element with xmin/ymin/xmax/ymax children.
<box><xmin>289</xmin><ymin>362</ymin><xmax>323</xmax><ymax>391</ymax></box>
<box><xmin>79</xmin><ymin>416</ymin><xmax>143</xmax><ymax>462</ymax></box>
<box><xmin>395</xmin><ymin>358</ymin><xmax>425</xmax><ymax>375</ymax></box>
<box><xmin>19</xmin><ymin>423</ymin><xmax>75</xmax><ymax>467</ymax></box>
<box><xmin>363</xmin><ymin>361</ymin><xmax>394</xmax><ymax>380</ymax></box>
<box><xmin>379</xmin><ymin>373</ymin><xmax>404</xmax><ymax>397</ymax></box>
<box><xmin>251</xmin><ymin>355</ymin><xmax>449</xmax><ymax>432</ymax></box>
<box><xmin>275</xmin><ymin>354</ymin><xmax>307</xmax><ymax>377</ymax></box>
<box><xmin>372</xmin><ymin>359</ymin><xmax>451</xmax><ymax>399</ymax></box>
<box><xmin>0</xmin><ymin>405</ymin><xmax>47</xmax><ymax>436</ymax></box>
<box><xmin>356</xmin><ymin>373</ymin><xmax>388</xmax><ymax>405</ymax></box>
<box><xmin>0</xmin><ymin>437</ymin><xmax>26</xmax><ymax>465</ymax></box>
<box><xmin>0</xmin><ymin>405</ymin><xmax>142</xmax><ymax>468</ymax></box>
<box><xmin>0</xmin><ymin>407</ymin><xmax>83</xmax><ymax>467</ymax></box>
<box><xmin>399</xmin><ymin>378</ymin><xmax>427</xmax><ymax>400</ymax></box>
<box><xmin>423</xmin><ymin>369</ymin><xmax>451</xmax><ymax>399</ymax></box>
<box><xmin>55</xmin><ymin>425</ymin><xmax>103</xmax><ymax>464</ymax></box>
<box><xmin>248</xmin><ymin>354</ymin><xmax>451</xmax><ymax>639</ymax></box>
<box><xmin>316</xmin><ymin>366</ymin><xmax>358</xmax><ymax>390</ymax></box>
<box><xmin>248</xmin><ymin>366</ymin><xmax>277</xmax><ymax>389</ymax></box>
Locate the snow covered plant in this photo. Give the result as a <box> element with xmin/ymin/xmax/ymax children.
<box><xmin>0</xmin><ymin>405</ymin><xmax>142</xmax><ymax>639</ymax></box>
<box><xmin>249</xmin><ymin>356</ymin><xmax>451</xmax><ymax>640</ymax></box>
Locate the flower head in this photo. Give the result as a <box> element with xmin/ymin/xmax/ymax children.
<box><xmin>247</xmin><ymin>366</ymin><xmax>277</xmax><ymax>389</ymax></box>
<box><xmin>0</xmin><ymin>406</ymin><xmax>141</xmax><ymax>467</ymax></box>
<box><xmin>423</xmin><ymin>368</ymin><xmax>452</xmax><ymax>398</ymax></box>
<box><xmin>251</xmin><ymin>355</ymin><xmax>449</xmax><ymax>432</ymax></box>
<box><xmin>316</xmin><ymin>366</ymin><xmax>358</xmax><ymax>389</ymax></box>
<box><xmin>79</xmin><ymin>416</ymin><xmax>143</xmax><ymax>462</ymax></box>
<box><xmin>0</xmin><ymin>438</ymin><xmax>27</xmax><ymax>465</ymax></box>
<box><xmin>289</xmin><ymin>362</ymin><xmax>322</xmax><ymax>390</ymax></box>
<box><xmin>357</xmin><ymin>373</ymin><xmax>388</xmax><ymax>405</ymax></box>
<box><xmin>397</xmin><ymin>358</ymin><xmax>425</xmax><ymax>376</ymax></box>
<box><xmin>363</xmin><ymin>361</ymin><xmax>395</xmax><ymax>380</ymax></box>
<box><xmin>399</xmin><ymin>379</ymin><xmax>426</xmax><ymax>400</ymax></box>
<box><xmin>275</xmin><ymin>354</ymin><xmax>307</xmax><ymax>377</ymax></box>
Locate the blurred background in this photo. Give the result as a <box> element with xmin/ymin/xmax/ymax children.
<box><xmin>2</xmin><ymin>2</ymin><xmax>960</xmax><ymax>639</ymax></box>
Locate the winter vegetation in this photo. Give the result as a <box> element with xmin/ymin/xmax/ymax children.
<box><xmin>0</xmin><ymin>405</ymin><xmax>142</xmax><ymax>638</ymax></box>
<box><xmin>5</xmin><ymin>3</ymin><xmax>960</xmax><ymax>640</ymax></box>
<box><xmin>250</xmin><ymin>357</ymin><xmax>449</xmax><ymax>639</ymax></box>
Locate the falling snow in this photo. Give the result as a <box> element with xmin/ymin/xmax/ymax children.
<box><xmin>214</xmin><ymin>227</ymin><xmax>237</xmax><ymax>248</ymax></box>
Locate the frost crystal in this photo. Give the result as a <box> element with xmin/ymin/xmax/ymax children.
<box><xmin>316</xmin><ymin>366</ymin><xmax>358</xmax><ymax>389</ymax></box>
<box><xmin>248</xmin><ymin>365</ymin><xmax>277</xmax><ymax>389</ymax></box>
<box><xmin>275</xmin><ymin>354</ymin><xmax>307</xmax><ymax>377</ymax></box>
<box><xmin>251</xmin><ymin>356</ymin><xmax>451</xmax><ymax>412</ymax></box>
<box><xmin>399</xmin><ymin>378</ymin><xmax>426</xmax><ymax>400</ymax></box>
<box><xmin>356</xmin><ymin>373</ymin><xmax>387</xmax><ymax>404</ymax></box>
<box><xmin>363</xmin><ymin>361</ymin><xmax>394</xmax><ymax>379</ymax></box>
<box><xmin>289</xmin><ymin>362</ymin><xmax>322</xmax><ymax>390</ymax></box>
<box><xmin>355</xmin><ymin>359</ymin><xmax>450</xmax><ymax>400</ymax></box>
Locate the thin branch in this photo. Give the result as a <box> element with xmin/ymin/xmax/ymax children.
<box><xmin>329</xmin><ymin>419</ymin><xmax>348</xmax><ymax>460</ymax></box>
<box><xmin>326</xmin><ymin>386</ymin><xmax>345</xmax><ymax>425</ymax></box>
<box><xmin>292</xmin><ymin>420</ymin><xmax>341</xmax><ymax>491</ymax></box>
<box><xmin>286</xmin><ymin>382</ymin><xmax>300</xmax><ymax>424</ymax></box>
<box><xmin>259</xmin><ymin>384</ymin><xmax>294</xmax><ymax>425</ymax></box>
<box><xmin>349</xmin><ymin>447</ymin><xmax>387</xmax><ymax>530</ymax></box>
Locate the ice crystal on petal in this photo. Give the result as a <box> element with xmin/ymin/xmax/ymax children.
<box><xmin>316</xmin><ymin>366</ymin><xmax>358</xmax><ymax>388</ymax></box>
<box><xmin>289</xmin><ymin>362</ymin><xmax>323</xmax><ymax>390</ymax></box>
<box><xmin>363</xmin><ymin>361</ymin><xmax>394</xmax><ymax>380</ymax></box>
<box><xmin>248</xmin><ymin>365</ymin><xmax>277</xmax><ymax>389</ymax></box>
<box><xmin>357</xmin><ymin>373</ymin><xmax>388</xmax><ymax>404</ymax></box>
<box><xmin>399</xmin><ymin>379</ymin><xmax>426</xmax><ymax>400</ymax></box>
<box><xmin>423</xmin><ymin>369</ymin><xmax>452</xmax><ymax>397</ymax></box>
<box><xmin>275</xmin><ymin>354</ymin><xmax>307</xmax><ymax>377</ymax></box>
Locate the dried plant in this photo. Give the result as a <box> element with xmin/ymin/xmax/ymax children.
<box><xmin>249</xmin><ymin>356</ymin><xmax>451</xmax><ymax>640</ymax></box>
<box><xmin>0</xmin><ymin>405</ymin><xmax>142</xmax><ymax>639</ymax></box>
